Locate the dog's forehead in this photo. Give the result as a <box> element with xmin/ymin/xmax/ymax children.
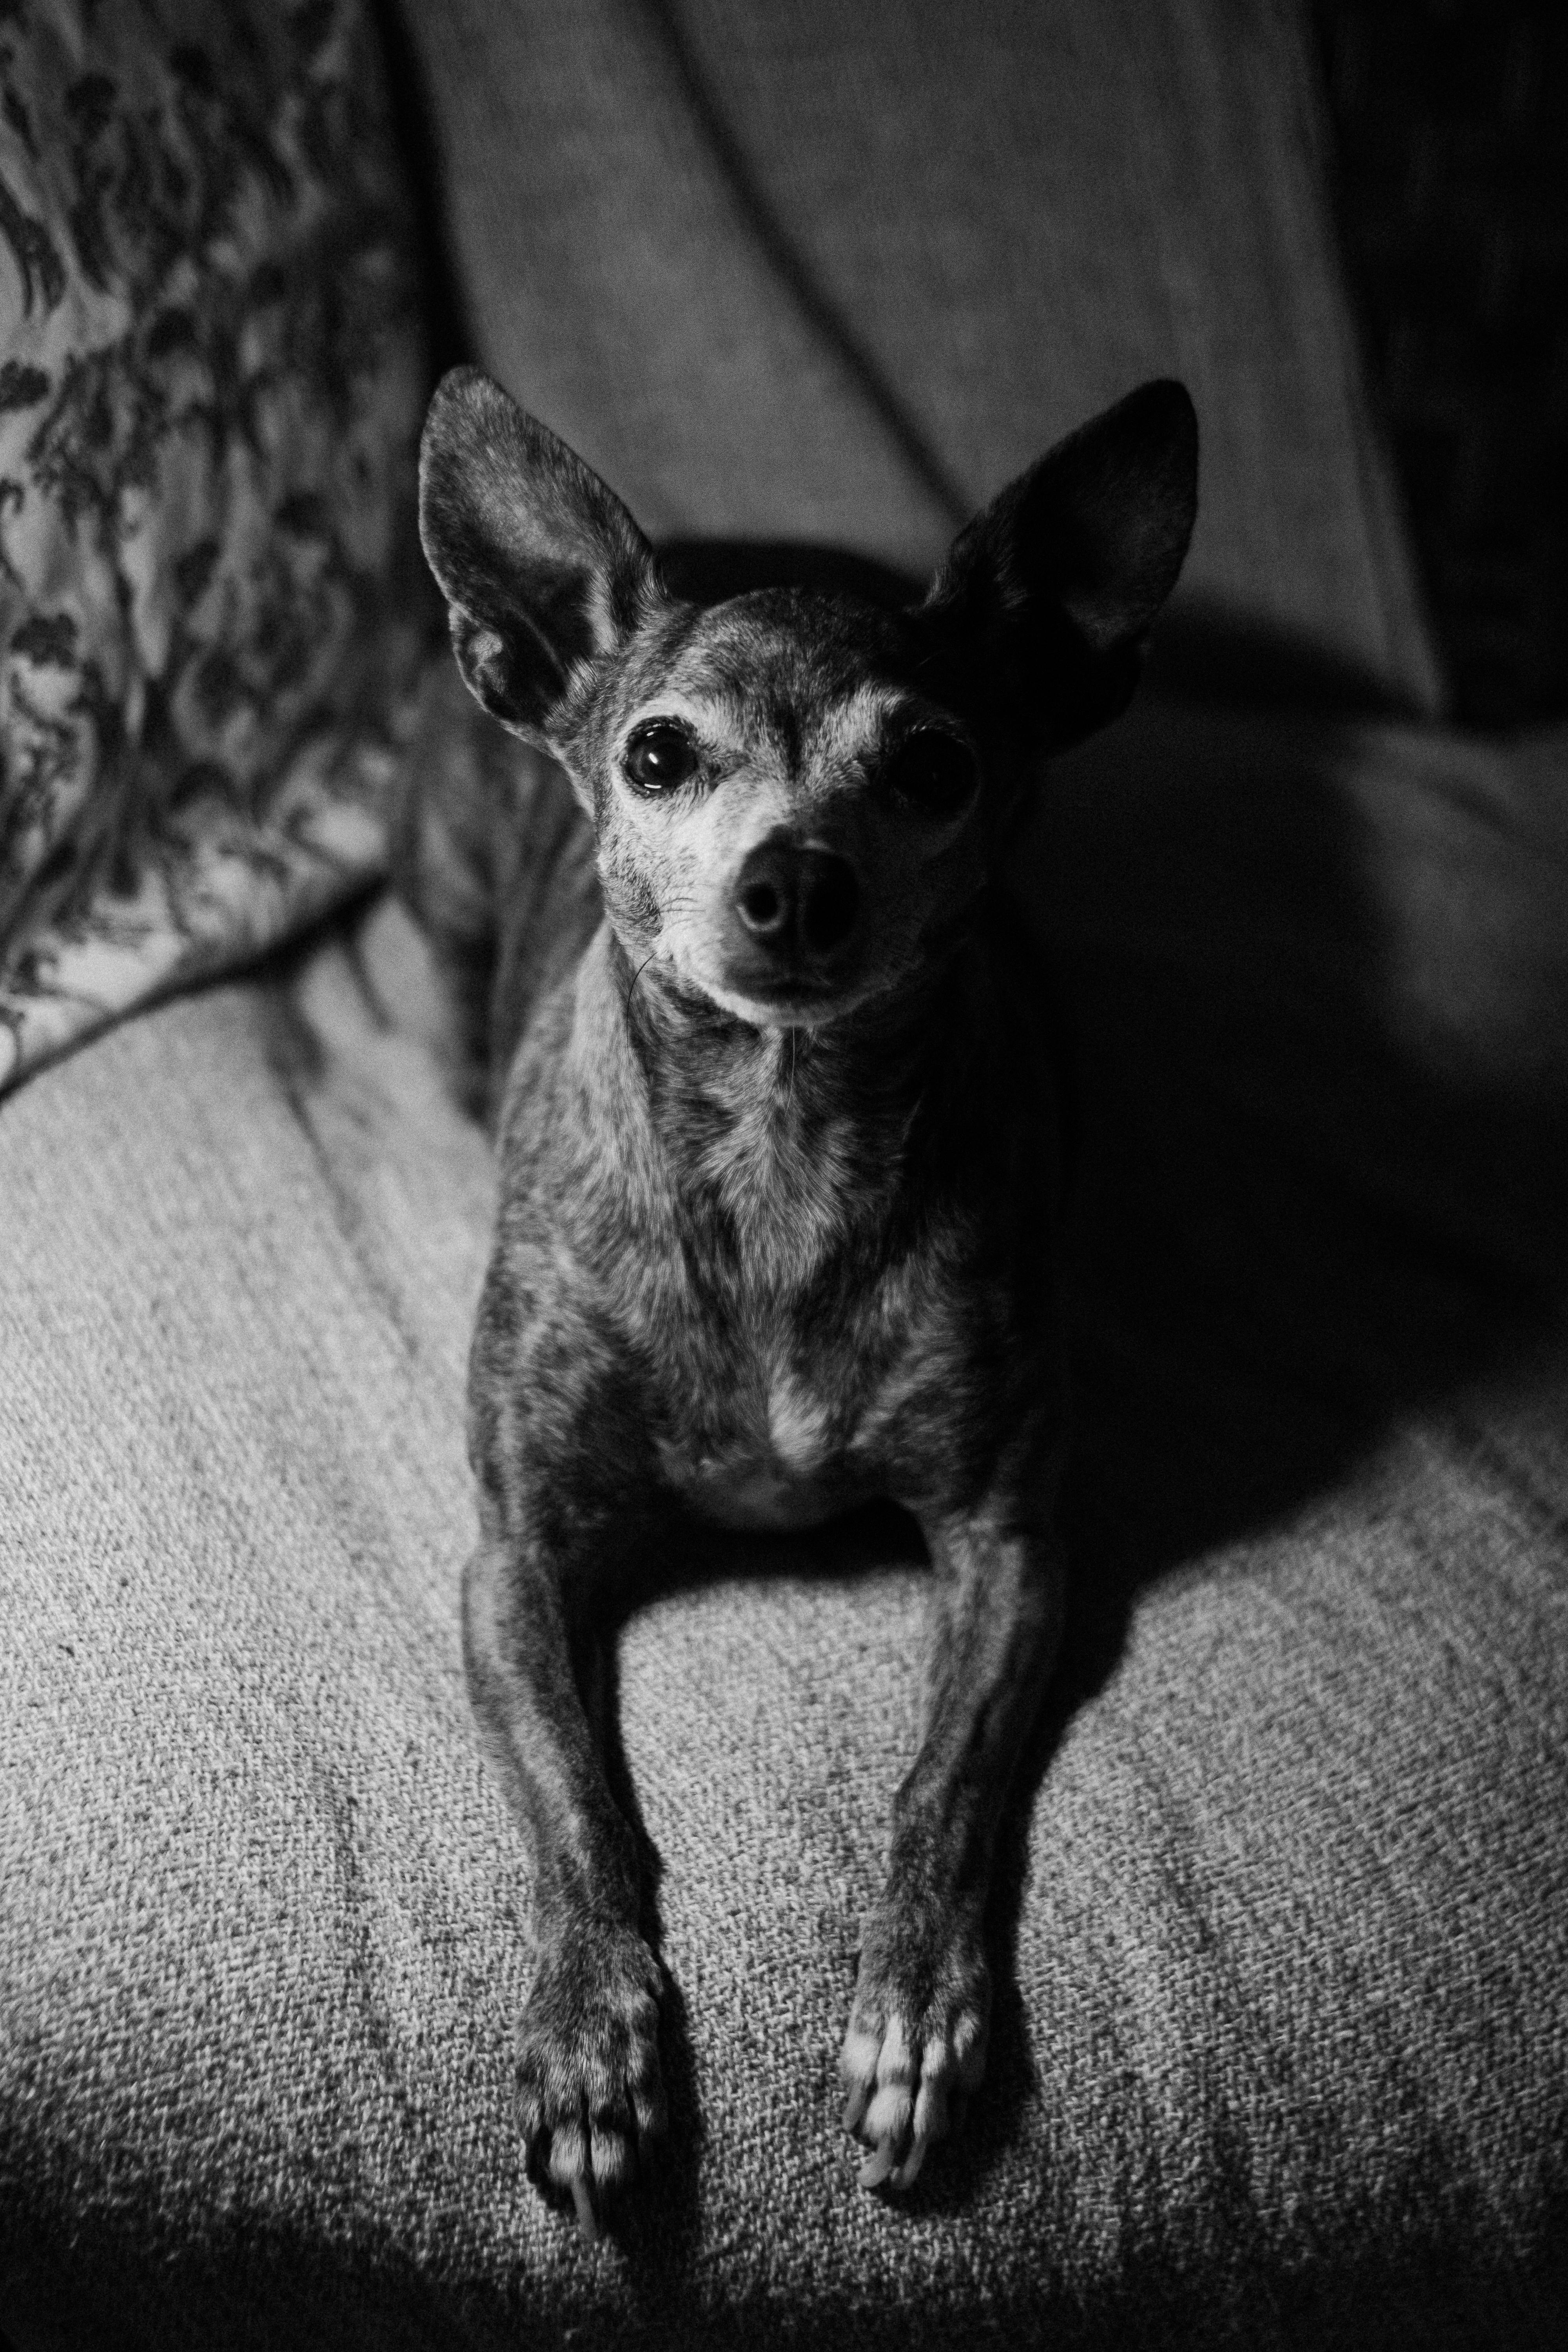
<box><xmin>623</xmin><ymin>589</ymin><xmax>920</xmax><ymax>755</ymax></box>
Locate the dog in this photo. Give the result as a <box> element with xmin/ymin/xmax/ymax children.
<box><xmin>400</xmin><ymin>364</ymin><xmax>1197</xmax><ymax>2236</ymax></box>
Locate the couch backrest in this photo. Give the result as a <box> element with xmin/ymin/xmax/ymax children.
<box><xmin>391</xmin><ymin>0</ymin><xmax>1445</xmax><ymax>715</ymax></box>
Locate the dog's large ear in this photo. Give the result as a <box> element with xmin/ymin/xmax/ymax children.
<box><xmin>419</xmin><ymin>367</ymin><xmax>657</xmax><ymax>742</ymax></box>
<box><xmin>922</xmin><ymin>379</ymin><xmax>1198</xmax><ymax>756</ymax></box>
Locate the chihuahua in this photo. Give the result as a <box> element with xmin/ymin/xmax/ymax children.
<box><xmin>401</xmin><ymin>365</ymin><xmax>1197</xmax><ymax>2235</ymax></box>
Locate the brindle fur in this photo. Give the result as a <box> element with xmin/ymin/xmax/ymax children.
<box><xmin>403</xmin><ymin>366</ymin><xmax>1197</xmax><ymax>2230</ymax></box>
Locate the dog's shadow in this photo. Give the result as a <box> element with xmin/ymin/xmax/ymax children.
<box><xmin>541</xmin><ymin>557</ymin><xmax>1567</xmax><ymax>2249</ymax></box>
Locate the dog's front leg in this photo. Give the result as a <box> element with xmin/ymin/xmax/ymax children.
<box><xmin>463</xmin><ymin>1503</ymin><xmax>666</xmax><ymax>2234</ymax></box>
<box><xmin>840</xmin><ymin>1465</ymin><xmax>1067</xmax><ymax>2191</ymax></box>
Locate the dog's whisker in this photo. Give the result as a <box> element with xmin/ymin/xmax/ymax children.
<box><xmin>622</xmin><ymin>949</ymin><xmax>659</xmax><ymax>1022</ymax></box>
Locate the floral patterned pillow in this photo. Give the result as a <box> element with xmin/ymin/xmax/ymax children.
<box><xmin>0</xmin><ymin>0</ymin><xmax>432</xmax><ymax>1093</ymax></box>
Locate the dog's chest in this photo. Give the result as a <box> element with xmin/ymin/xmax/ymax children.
<box><xmin>656</xmin><ymin>1355</ymin><xmax>858</xmax><ymax>1529</ymax></box>
<box><xmin>645</xmin><ymin>1201</ymin><xmax>982</xmax><ymax>1529</ymax></box>
<box><xmin>637</xmin><ymin>1103</ymin><xmax>941</xmax><ymax>1525</ymax></box>
<box><xmin>532</xmin><ymin>952</ymin><xmax>1041</xmax><ymax>1525</ymax></box>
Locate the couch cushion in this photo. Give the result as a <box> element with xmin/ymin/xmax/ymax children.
<box><xmin>392</xmin><ymin>0</ymin><xmax>1444</xmax><ymax>715</ymax></box>
<box><xmin>0</xmin><ymin>0</ymin><xmax>432</xmax><ymax>1097</ymax></box>
<box><xmin>2</xmin><ymin>701</ymin><xmax>1564</xmax><ymax>2349</ymax></box>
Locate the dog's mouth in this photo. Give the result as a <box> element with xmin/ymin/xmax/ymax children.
<box><xmin>651</xmin><ymin>910</ymin><xmax>911</xmax><ymax>1031</ymax></box>
<box><xmin>655</xmin><ymin>936</ymin><xmax>884</xmax><ymax>1030</ymax></box>
<box><xmin>709</xmin><ymin>962</ymin><xmax>867</xmax><ymax>1027</ymax></box>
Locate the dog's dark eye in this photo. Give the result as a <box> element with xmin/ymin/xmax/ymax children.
<box><xmin>623</xmin><ymin>721</ymin><xmax>699</xmax><ymax>794</ymax></box>
<box><xmin>884</xmin><ymin>731</ymin><xmax>978</xmax><ymax>817</ymax></box>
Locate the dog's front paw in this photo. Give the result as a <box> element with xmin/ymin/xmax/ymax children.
<box><xmin>515</xmin><ymin>1919</ymin><xmax>666</xmax><ymax>2237</ymax></box>
<box><xmin>838</xmin><ymin>1887</ymin><xmax>990</xmax><ymax>2193</ymax></box>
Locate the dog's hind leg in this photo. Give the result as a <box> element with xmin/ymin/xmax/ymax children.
<box><xmin>390</xmin><ymin>659</ymin><xmax>601</xmax><ymax>1126</ymax></box>
<box><xmin>840</xmin><ymin>1436</ymin><xmax>1068</xmax><ymax>2191</ymax></box>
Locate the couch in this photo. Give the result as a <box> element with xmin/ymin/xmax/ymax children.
<box><xmin>3</xmin><ymin>2</ymin><xmax>1565</xmax><ymax>2346</ymax></box>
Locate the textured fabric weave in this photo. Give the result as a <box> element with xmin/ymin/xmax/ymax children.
<box><xmin>3</xmin><ymin>701</ymin><xmax>1564</xmax><ymax>2349</ymax></box>
<box><xmin>392</xmin><ymin>0</ymin><xmax>1445</xmax><ymax>714</ymax></box>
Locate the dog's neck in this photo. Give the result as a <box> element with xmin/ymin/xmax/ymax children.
<box><xmin>597</xmin><ymin>924</ymin><xmax>979</xmax><ymax>1276</ymax></box>
<box><xmin>615</xmin><ymin>927</ymin><xmax>959</xmax><ymax>1111</ymax></box>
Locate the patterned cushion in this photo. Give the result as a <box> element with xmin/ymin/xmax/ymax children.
<box><xmin>0</xmin><ymin>0</ymin><xmax>431</xmax><ymax>1094</ymax></box>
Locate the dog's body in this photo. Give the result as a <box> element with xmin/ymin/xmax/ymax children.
<box><xmin>402</xmin><ymin>368</ymin><xmax>1197</xmax><ymax>2232</ymax></box>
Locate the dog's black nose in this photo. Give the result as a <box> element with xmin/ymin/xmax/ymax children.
<box><xmin>733</xmin><ymin>838</ymin><xmax>860</xmax><ymax>964</ymax></box>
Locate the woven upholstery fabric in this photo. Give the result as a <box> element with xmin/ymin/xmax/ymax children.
<box><xmin>0</xmin><ymin>0</ymin><xmax>431</xmax><ymax>1096</ymax></box>
<box><xmin>392</xmin><ymin>0</ymin><xmax>1444</xmax><ymax>715</ymax></box>
<box><xmin>3</xmin><ymin>702</ymin><xmax>1565</xmax><ymax>2350</ymax></box>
